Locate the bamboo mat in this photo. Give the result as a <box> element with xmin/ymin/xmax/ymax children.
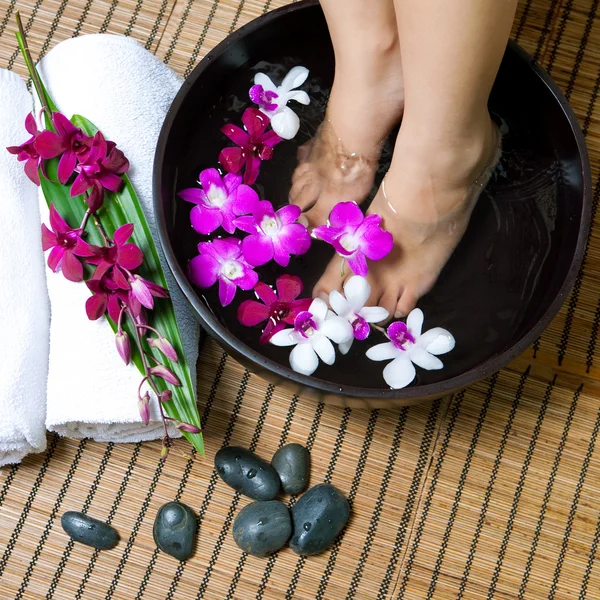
<box><xmin>1</xmin><ymin>0</ymin><xmax>600</xmax><ymax>598</ymax></box>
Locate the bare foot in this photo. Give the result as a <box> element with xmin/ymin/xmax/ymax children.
<box><xmin>314</xmin><ymin>114</ymin><xmax>501</xmax><ymax>318</ymax></box>
<box><xmin>289</xmin><ymin>38</ymin><xmax>404</xmax><ymax>227</ymax></box>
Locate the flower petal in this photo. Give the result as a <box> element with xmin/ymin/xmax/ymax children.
<box><xmin>232</xmin><ymin>215</ymin><xmax>257</xmax><ymax>235</ymax></box>
<box><xmin>360</xmin><ymin>306</ymin><xmax>390</xmax><ymax>323</ymax></box>
<box><xmin>344</xmin><ymin>276</ymin><xmax>370</xmax><ymax>312</ymax></box>
<box><xmin>338</xmin><ymin>339</ymin><xmax>353</xmax><ymax>355</ymax></box>
<box><xmin>47</xmin><ymin>245</ymin><xmax>65</xmax><ymax>272</ymax></box>
<box><xmin>271</xmin><ymin>239</ymin><xmax>291</xmax><ymax>267</ymax></box>
<box><xmin>261</xmin><ymin>130</ymin><xmax>282</xmax><ymax>148</ymax></box>
<box><xmin>53</xmin><ymin>112</ymin><xmax>78</xmax><ymax>138</ymax></box>
<box><xmin>276</xmin><ymin>204</ymin><xmax>301</xmax><ymax>225</ymax></box>
<box><xmin>407</xmin><ymin>308</ymin><xmax>424</xmax><ymax>338</ymax></box>
<box><xmin>286</xmin><ymin>90</ymin><xmax>310</xmax><ymax>105</ymax></box>
<box><xmin>417</xmin><ymin>327</ymin><xmax>456</xmax><ymax>355</ymax></box>
<box><xmin>24</xmin><ymin>158</ymin><xmax>40</xmax><ymax>186</ymax></box>
<box><xmin>329</xmin><ymin>201</ymin><xmax>364</xmax><ymax>229</ymax></box>
<box><xmin>238</xmin><ymin>299</ymin><xmax>270</xmax><ymax>326</ymax></box>
<box><xmin>221</xmin><ymin>123</ymin><xmax>249</xmax><ymax>147</ymax></box>
<box><xmin>61</xmin><ymin>251</ymin><xmax>83</xmax><ymax>282</ymax></box>
<box><xmin>346</xmin><ymin>252</ymin><xmax>368</xmax><ymax>277</ymax></box>
<box><xmin>366</xmin><ymin>342</ymin><xmax>398</xmax><ymax>362</ymax></box>
<box><xmin>113</xmin><ymin>223</ymin><xmax>134</xmax><ymax>246</ymax></box>
<box><xmin>218</xmin><ymin>277</ymin><xmax>237</xmax><ymax>306</ymax></box>
<box><xmin>360</xmin><ymin>227</ymin><xmax>394</xmax><ymax>261</ymax></box>
<box><xmin>57</xmin><ymin>150</ymin><xmax>77</xmax><ymax>185</ymax></box>
<box><xmin>234</xmin><ymin>264</ymin><xmax>259</xmax><ymax>291</ymax></box>
<box><xmin>41</xmin><ymin>224</ymin><xmax>57</xmax><ymax>251</ymax></box>
<box><xmin>270</xmin><ymin>108</ymin><xmax>299</xmax><ymax>140</ymax></box>
<box><xmin>242</xmin><ymin>107</ymin><xmax>268</xmax><ymax>139</ymax></box>
<box><xmin>254</xmin><ymin>72</ymin><xmax>277</xmax><ymax>93</ymax></box>
<box><xmin>70</xmin><ymin>173</ymin><xmax>92</xmax><ymax>197</ymax></box>
<box><xmin>34</xmin><ymin>130</ymin><xmax>64</xmax><ymax>158</ymax></box>
<box><xmin>313</xmin><ymin>224</ymin><xmax>342</xmax><ymax>245</ymax></box>
<box><xmin>198</xmin><ymin>167</ymin><xmax>224</xmax><ymax>193</ymax></box>
<box><xmin>383</xmin><ymin>356</ymin><xmax>416</xmax><ymax>389</ymax></box>
<box><xmin>233</xmin><ymin>184</ymin><xmax>260</xmax><ymax>215</ymax></box>
<box><xmin>213</xmin><ymin>237</ymin><xmax>242</xmax><ymax>259</ymax></box>
<box><xmin>188</xmin><ymin>254</ymin><xmax>219</xmax><ymax>288</ymax></box>
<box><xmin>190</xmin><ymin>204</ymin><xmax>223</xmax><ymax>235</ymax></box>
<box><xmin>276</xmin><ymin>274</ymin><xmax>303</xmax><ymax>303</ymax></box>
<box><xmin>312</xmin><ymin>335</ymin><xmax>335</xmax><ymax>365</ymax></box>
<box><xmin>320</xmin><ymin>315</ymin><xmax>353</xmax><ymax>344</ymax></box>
<box><xmin>255</xmin><ymin>281</ymin><xmax>278</xmax><ymax>305</ymax></box>
<box><xmin>25</xmin><ymin>112</ymin><xmax>38</xmax><ymax>135</ymax></box>
<box><xmin>409</xmin><ymin>346</ymin><xmax>444</xmax><ymax>370</ymax></box>
<box><xmin>290</xmin><ymin>343</ymin><xmax>319</xmax><ymax>376</ymax></box>
<box><xmin>329</xmin><ymin>290</ymin><xmax>350</xmax><ymax>318</ymax></box>
<box><xmin>279</xmin><ymin>223</ymin><xmax>311</xmax><ymax>256</ymax></box>
<box><xmin>97</xmin><ymin>171</ymin><xmax>123</xmax><ymax>193</ymax></box>
<box><xmin>270</xmin><ymin>329</ymin><xmax>297</xmax><ymax>347</ymax></box>
<box><xmin>178</xmin><ymin>187</ymin><xmax>206</xmax><ymax>205</ymax></box>
<box><xmin>309</xmin><ymin>298</ymin><xmax>328</xmax><ymax>322</ymax></box>
<box><xmin>49</xmin><ymin>204</ymin><xmax>69</xmax><ymax>234</ymax></box>
<box><xmin>219</xmin><ymin>147</ymin><xmax>245</xmax><ymax>174</ymax></box>
<box><xmin>242</xmin><ymin>234</ymin><xmax>273</xmax><ymax>266</ymax></box>
<box><xmin>118</xmin><ymin>244</ymin><xmax>144</xmax><ymax>270</ymax></box>
<box><xmin>280</xmin><ymin>66</ymin><xmax>309</xmax><ymax>91</ymax></box>
<box><xmin>243</xmin><ymin>156</ymin><xmax>261</xmax><ymax>185</ymax></box>
<box><xmin>85</xmin><ymin>292</ymin><xmax>107</xmax><ymax>320</ymax></box>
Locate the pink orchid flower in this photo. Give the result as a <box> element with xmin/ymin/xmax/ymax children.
<box><xmin>86</xmin><ymin>223</ymin><xmax>143</xmax><ymax>280</ymax></box>
<box><xmin>128</xmin><ymin>274</ymin><xmax>169</xmax><ymax>312</ymax></box>
<box><xmin>219</xmin><ymin>107</ymin><xmax>282</xmax><ymax>185</ymax></box>
<box><xmin>6</xmin><ymin>112</ymin><xmax>42</xmax><ymax>185</ymax></box>
<box><xmin>188</xmin><ymin>238</ymin><xmax>258</xmax><ymax>307</ymax></box>
<box><xmin>249</xmin><ymin>84</ymin><xmax>279</xmax><ymax>112</ymax></box>
<box><xmin>233</xmin><ymin>201</ymin><xmax>311</xmax><ymax>267</ymax></box>
<box><xmin>85</xmin><ymin>272</ymin><xmax>127</xmax><ymax>321</ymax></box>
<box><xmin>35</xmin><ymin>112</ymin><xmax>92</xmax><ymax>184</ymax></box>
<box><xmin>71</xmin><ymin>131</ymin><xmax>129</xmax><ymax>212</ymax></box>
<box><xmin>41</xmin><ymin>204</ymin><xmax>93</xmax><ymax>282</ymax></box>
<box><xmin>178</xmin><ymin>168</ymin><xmax>258</xmax><ymax>235</ymax></box>
<box><xmin>237</xmin><ymin>275</ymin><xmax>312</xmax><ymax>343</ymax></box>
<box><xmin>313</xmin><ymin>202</ymin><xmax>394</xmax><ymax>276</ymax></box>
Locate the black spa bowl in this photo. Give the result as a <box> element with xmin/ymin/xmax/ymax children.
<box><xmin>154</xmin><ymin>0</ymin><xmax>591</xmax><ymax>408</ymax></box>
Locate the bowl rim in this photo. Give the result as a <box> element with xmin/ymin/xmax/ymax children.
<box><xmin>153</xmin><ymin>0</ymin><xmax>592</xmax><ymax>400</ymax></box>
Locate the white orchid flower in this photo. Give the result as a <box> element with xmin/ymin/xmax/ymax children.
<box><xmin>329</xmin><ymin>276</ymin><xmax>389</xmax><ymax>355</ymax></box>
<box><xmin>270</xmin><ymin>298</ymin><xmax>353</xmax><ymax>376</ymax></box>
<box><xmin>250</xmin><ymin>66</ymin><xmax>310</xmax><ymax>140</ymax></box>
<box><xmin>366</xmin><ymin>309</ymin><xmax>455</xmax><ymax>389</ymax></box>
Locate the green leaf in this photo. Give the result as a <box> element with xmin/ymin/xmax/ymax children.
<box><xmin>39</xmin><ymin>118</ymin><xmax>204</xmax><ymax>455</ymax></box>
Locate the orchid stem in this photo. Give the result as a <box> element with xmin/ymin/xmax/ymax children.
<box><xmin>79</xmin><ymin>209</ymin><xmax>92</xmax><ymax>232</ymax></box>
<box><xmin>92</xmin><ymin>215</ymin><xmax>111</xmax><ymax>246</ymax></box>
<box><xmin>15</xmin><ymin>13</ymin><xmax>52</xmax><ymax>122</ymax></box>
<box><xmin>372</xmin><ymin>324</ymin><xmax>388</xmax><ymax>337</ymax></box>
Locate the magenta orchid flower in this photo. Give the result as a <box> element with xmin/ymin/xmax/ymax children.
<box><xmin>87</xmin><ymin>223</ymin><xmax>143</xmax><ymax>280</ymax></box>
<box><xmin>237</xmin><ymin>275</ymin><xmax>312</xmax><ymax>343</ymax></box>
<box><xmin>178</xmin><ymin>168</ymin><xmax>258</xmax><ymax>235</ymax></box>
<box><xmin>233</xmin><ymin>201</ymin><xmax>311</xmax><ymax>267</ymax></box>
<box><xmin>128</xmin><ymin>274</ymin><xmax>169</xmax><ymax>312</ymax></box>
<box><xmin>85</xmin><ymin>272</ymin><xmax>127</xmax><ymax>322</ymax></box>
<box><xmin>219</xmin><ymin>107</ymin><xmax>282</xmax><ymax>185</ymax></box>
<box><xmin>313</xmin><ymin>202</ymin><xmax>394</xmax><ymax>276</ymax></box>
<box><xmin>6</xmin><ymin>112</ymin><xmax>42</xmax><ymax>185</ymax></box>
<box><xmin>41</xmin><ymin>204</ymin><xmax>93</xmax><ymax>282</ymax></box>
<box><xmin>71</xmin><ymin>131</ymin><xmax>129</xmax><ymax>212</ymax></box>
<box><xmin>249</xmin><ymin>84</ymin><xmax>279</xmax><ymax>112</ymax></box>
<box><xmin>188</xmin><ymin>238</ymin><xmax>258</xmax><ymax>307</ymax></box>
<box><xmin>35</xmin><ymin>112</ymin><xmax>92</xmax><ymax>184</ymax></box>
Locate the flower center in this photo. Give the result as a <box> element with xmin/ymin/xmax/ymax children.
<box><xmin>294</xmin><ymin>311</ymin><xmax>318</xmax><ymax>339</ymax></box>
<box><xmin>339</xmin><ymin>234</ymin><xmax>358</xmax><ymax>253</ymax></box>
<box><xmin>270</xmin><ymin>302</ymin><xmax>290</xmax><ymax>321</ymax></box>
<box><xmin>388</xmin><ymin>322</ymin><xmax>415</xmax><ymax>351</ymax></box>
<box><xmin>207</xmin><ymin>185</ymin><xmax>227</xmax><ymax>207</ymax></box>
<box><xmin>221</xmin><ymin>260</ymin><xmax>243</xmax><ymax>280</ymax></box>
<box><xmin>260</xmin><ymin>215</ymin><xmax>279</xmax><ymax>237</ymax></box>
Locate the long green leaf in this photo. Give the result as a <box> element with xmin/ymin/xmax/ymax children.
<box><xmin>36</xmin><ymin>113</ymin><xmax>203</xmax><ymax>456</ymax></box>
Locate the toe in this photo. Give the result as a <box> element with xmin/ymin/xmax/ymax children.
<box><xmin>313</xmin><ymin>255</ymin><xmax>347</xmax><ymax>301</ymax></box>
<box><xmin>303</xmin><ymin>200</ymin><xmax>333</xmax><ymax>229</ymax></box>
<box><xmin>289</xmin><ymin>173</ymin><xmax>320</xmax><ymax>212</ymax></box>
<box><xmin>296</xmin><ymin>139</ymin><xmax>314</xmax><ymax>163</ymax></box>
<box><xmin>395</xmin><ymin>288</ymin><xmax>418</xmax><ymax>318</ymax></box>
<box><xmin>291</xmin><ymin>162</ymin><xmax>310</xmax><ymax>184</ymax></box>
<box><xmin>380</xmin><ymin>289</ymin><xmax>402</xmax><ymax>321</ymax></box>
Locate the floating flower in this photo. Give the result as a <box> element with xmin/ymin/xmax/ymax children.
<box><xmin>219</xmin><ymin>108</ymin><xmax>282</xmax><ymax>185</ymax></box>
<box><xmin>313</xmin><ymin>202</ymin><xmax>393</xmax><ymax>277</ymax></box>
<box><xmin>238</xmin><ymin>275</ymin><xmax>312</xmax><ymax>343</ymax></box>
<box><xmin>41</xmin><ymin>204</ymin><xmax>93</xmax><ymax>282</ymax></box>
<box><xmin>71</xmin><ymin>131</ymin><xmax>129</xmax><ymax>212</ymax></box>
<box><xmin>329</xmin><ymin>276</ymin><xmax>389</xmax><ymax>354</ymax></box>
<box><xmin>179</xmin><ymin>168</ymin><xmax>258</xmax><ymax>235</ymax></box>
<box><xmin>366</xmin><ymin>309</ymin><xmax>455</xmax><ymax>389</ymax></box>
<box><xmin>6</xmin><ymin>112</ymin><xmax>42</xmax><ymax>185</ymax></box>
<box><xmin>234</xmin><ymin>201</ymin><xmax>311</xmax><ymax>267</ymax></box>
<box><xmin>86</xmin><ymin>222</ymin><xmax>143</xmax><ymax>280</ymax></box>
<box><xmin>188</xmin><ymin>238</ymin><xmax>258</xmax><ymax>307</ymax></box>
<box><xmin>251</xmin><ymin>66</ymin><xmax>310</xmax><ymax>139</ymax></box>
<box><xmin>270</xmin><ymin>298</ymin><xmax>353</xmax><ymax>376</ymax></box>
<box><xmin>35</xmin><ymin>112</ymin><xmax>92</xmax><ymax>184</ymax></box>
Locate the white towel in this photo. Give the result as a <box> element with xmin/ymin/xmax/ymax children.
<box><xmin>36</xmin><ymin>35</ymin><xmax>200</xmax><ymax>442</ymax></box>
<box><xmin>0</xmin><ymin>70</ymin><xmax>50</xmax><ymax>466</ymax></box>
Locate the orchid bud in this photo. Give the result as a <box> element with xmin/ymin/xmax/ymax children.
<box><xmin>148</xmin><ymin>336</ymin><xmax>178</xmax><ymax>363</ymax></box>
<box><xmin>159</xmin><ymin>390</ymin><xmax>172</xmax><ymax>403</ymax></box>
<box><xmin>160</xmin><ymin>445</ymin><xmax>169</xmax><ymax>461</ymax></box>
<box><xmin>149</xmin><ymin>365</ymin><xmax>181</xmax><ymax>386</ymax></box>
<box><xmin>176</xmin><ymin>421</ymin><xmax>201</xmax><ymax>434</ymax></box>
<box><xmin>138</xmin><ymin>392</ymin><xmax>150</xmax><ymax>425</ymax></box>
<box><xmin>115</xmin><ymin>331</ymin><xmax>131</xmax><ymax>365</ymax></box>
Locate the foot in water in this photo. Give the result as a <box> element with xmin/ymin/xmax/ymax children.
<box><xmin>313</xmin><ymin>113</ymin><xmax>502</xmax><ymax>318</ymax></box>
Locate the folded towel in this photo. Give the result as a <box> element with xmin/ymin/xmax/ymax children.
<box><xmin>0</xmin><ymin>70</ymin><xmax>50</xmax><ymax>466</ymax></box>
<box><xmin>36</xmin><ymin>34</ymin><xmax>200</xmax><ymax>442</ymax></box>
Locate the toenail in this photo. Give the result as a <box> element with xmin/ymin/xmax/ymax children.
<box><xmin>318</xmin><ymin>292</ymin><xmax>329</xmax><ymax>304</ymax></box>
<box><xmin>394</xmin><ymin>310</ymin><xmax>406</xmax><ymax>319</ymax></box>
<box><xmin>297</xmin><ymin>215</ymin><xmax>309</xmax><ymax>227</ymax></box>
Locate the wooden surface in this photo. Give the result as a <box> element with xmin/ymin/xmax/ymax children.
<box><xmin>2</xmin><ymin>0</ymin><xmax>600</xmax><ymax>598</ymax></box>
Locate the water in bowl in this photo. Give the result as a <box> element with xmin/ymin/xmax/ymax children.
<box><xmin>174</xmin><ymin>57</ymin><xmax>559</xmax><ymax>389</ymax></box>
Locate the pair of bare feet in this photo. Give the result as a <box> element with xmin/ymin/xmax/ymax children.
<box><xmin>289</xmin><ymin>37</ymin><xmax>501</xmax><ymax>320</ymax></box>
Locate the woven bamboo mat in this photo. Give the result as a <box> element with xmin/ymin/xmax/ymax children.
<box><xmin>1</xmin><ymin>0</ymin><xmax>600</xmax><ymax>598</ymax></box>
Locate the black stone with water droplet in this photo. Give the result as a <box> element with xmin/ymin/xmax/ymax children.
<box><xmin>289</xmin><ymin>484</ymin><xmax>350</xmax><ymax>556</ymax></box>
<box><xmin>153</xmin><ymin>501</ymin><xmax>197</xmax><ymax>561</ymax></box>
<box><xmin>215</xmin><ymin>447</ymin><xmax>281</xmax><ymax>500</ymax></box>
<box><xmin>61</xmin><ymin>512</ymin><xmax>119</xmax><ymax>550</ymax></box>
<box><xmin>232</xmin><ymin>500</ymin><xmax>291</xmax><ymax>557</ymax></box>
<box><xmin>271</xmin><ymin>443</ymin><xmax>310</xmax><ymax>495</ymax></box>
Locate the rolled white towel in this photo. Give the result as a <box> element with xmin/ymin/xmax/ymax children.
<box><xmin>0</xmin><ymin>70</ymin><xmax>50</xmax><ymax>466</ymax></box>
<box><xmin>36</xmin><ymin>34</ymin><xmax>200</xmax><ymax>442</ymax></box>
